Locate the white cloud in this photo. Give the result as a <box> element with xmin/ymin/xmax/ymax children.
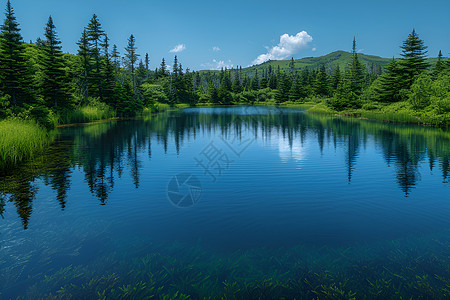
<box><xmin>169</xmin><ymin>43</ymin><xmax>186</xmax><ymax>53</ymax></box>
<box><xmin>212</xmin><ymin>46</ymin><xmax>220</xmax><ymax>52</ymax></box>
<box><xmin>312</xmin><ymin>47</ymin><xmax>317</xmax><ymax>52</ymax></box>
<box><xmin>201</xmin><ymin>59</ymin><xmax>234</xmax><ymax>70</ymax></box>
<box><xmin>252</xmin><ymin>31</ymin><xmax>313</xmax><ymax>65</ymax></box>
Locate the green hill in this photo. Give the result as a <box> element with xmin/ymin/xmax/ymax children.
<box><xmin>198</xmin><ymin>50</ymin><xmax>443</xmax><ymax>77</ymax></box>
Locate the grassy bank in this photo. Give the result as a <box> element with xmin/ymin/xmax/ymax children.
<box><xmin>0</xmin><ymin>119</ymin><xmax>55</xmax><ymax>169</ymax></box>
<box><xmin>272</xmin><ymin>100</ymin><xmax>449</xmax><ymax>126</ymax></box>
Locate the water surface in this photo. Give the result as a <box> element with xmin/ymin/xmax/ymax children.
<box><xmin>1</xmin><ymin>106</ymin><xmax>449</xmax><ymax>298</ymax></box>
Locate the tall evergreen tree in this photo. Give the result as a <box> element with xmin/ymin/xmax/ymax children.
<box><xmin>347</xmin><ymin>37</ymin><xmax>365</xmax><ymax>95</ymax></box>
<box><xmin>434</xmin><ymin>50</ymin><xmax>446</xmax><ymax>75</ymax></box>
<box><xmin>398</xmin><ymin>29</ymin><xmax>429</xmax><ymax>87</ymax></box>
<box><xmin>111</xmin><ymin>44</ymin><xmax>120</xmax><ymax>69</ymax></box>
<box><xmin>102</xmin><ymin>34</ymin><xmax>116</xmax><ymax>106</ymax></box>
<box><xmin>375</xmin><ymin>58</ymin><xmax>403</xmax><ymax>102</ymax></box>
<box><xmin>314</xmin><ymin>65</ymin><xmax>329</xmax><ymax>97</ymax></box>
<box><xmin>0</xmin><ymin>0</ymin><xmax>30</xmax><ymax>105</ymax></box>
<box><xmin>86</xmin><ymin>14</ymin><xmax>105</xmax><ymax>100</ymax></box>
<box><xmin>289</xmin><ymin>75</ymin><xmax>306</xmax><ymax>102</ymax></box>
<box><xmin>77</xmin><ymin>29</ymin><xmax>91</xmax><ymax>100</ymax></box>
<box><xmin>145</xmin><ymin>53</ymin><xmax>149</xmax><ymax>71</ymax></box>
<box><xmin>250</xmin><ymin>69</ymin><xmax>259</xmax><ymax>90</ymax></box>
<box><xmin>159</xmin><ymin>58</ymin><xmax>167</xmax><ymax>77</ymax></box>
<box><xmin>218</xmin><ymin>70</ymin><xmax>232</xmax><ymax>104</ymax></box>
<box><xmin>40</xmin><ymin>16</ymin><xmax>70</xmax><ymax>108</ymax></box>
<box><xmin>124</xmin><ymin>34</ymin><xmax>139</xmax><ymax>92</ymax></box>
<box><xmin>274</xmin><ymin>73</ymin><xmax>290</xmax><ymax>103</ymax></box>
<box><xmin>330</xmin><ymin>65</ymin><xmax>342</xmax><ymax>92</ymax></box>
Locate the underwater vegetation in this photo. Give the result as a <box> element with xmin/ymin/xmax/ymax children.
<box><xmin>1</xmin><ymin>230</ymin><xmax>449</xmax><ymax>299</ymax></box>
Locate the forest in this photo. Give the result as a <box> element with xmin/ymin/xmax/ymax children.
<box><xmin>0</xmin><ymin>0</ymin><xmax>449</xmax><ymax>168</ymax></box>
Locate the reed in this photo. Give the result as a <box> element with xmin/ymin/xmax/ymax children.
<box><xmin>58</xmin><ymin>105</ymin><xmax>116</xmax><ymax>124</ymax></box>
<box><xmin>0</xmin><ymin>119</ymin><xmax>54</xmax><ymax>168</ymax></box>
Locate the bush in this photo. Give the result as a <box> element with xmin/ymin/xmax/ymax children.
<box><xmin>408</xmin><ymin>74</ymin><xmax>432</xmax><ymax>109</ymax></box>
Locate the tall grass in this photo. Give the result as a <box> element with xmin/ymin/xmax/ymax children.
<box><xmin>58</xmin><ymin>105</ymin><xmax>116</xmax><ymax>125</ymax></box>
<box><xmin>0</xmin><ymin>119</ymin><xmax>54</xmax><ymax>168</ymax></box>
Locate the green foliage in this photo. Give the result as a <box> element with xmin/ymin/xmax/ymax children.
<box><xmin>408</xmin><ymin>74</ymin><xmax>432</xmax><ymax>109</ymax></box>
<box><xmin>140</xmin><ymin>83</ymin><xmax>169</xmax><ymax>107</ymax></box>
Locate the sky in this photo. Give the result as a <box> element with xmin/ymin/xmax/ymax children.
<box><xmin>9</xmin><ymin>0</ymin><xmax>450</xmax><ymax>71</ymax></box>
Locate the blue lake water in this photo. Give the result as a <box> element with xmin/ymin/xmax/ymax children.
<box><xmin>0</xmin><ymin>106</ymin><xmax>449</xmax><ymax>298</ymax></box>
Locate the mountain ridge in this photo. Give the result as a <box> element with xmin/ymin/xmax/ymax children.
<box><xmin>198</xmin><ymin>50</ymin><xmax>444</xmax><ymax>75</ymax></box>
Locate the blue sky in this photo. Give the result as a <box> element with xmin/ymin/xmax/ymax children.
<box><xmin>10</xmin><ymin>0</ymin><xmax>450</xmax><ymax>71</ymax></box>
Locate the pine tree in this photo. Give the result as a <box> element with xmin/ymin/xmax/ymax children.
<box><xmin>231</xmin><ymin>76</ymin><xmax>242</xmax><ymax>93</ymax></box>
<box><xmin>375</xmin><ymin>58</ymin><xmax>403</xmax><ymax>102</ymax></box>
<box><xmin>145</xmin><ymin>53</ymin><xmax>149</xmax><ymax>71</ymax></box>
<box><xmin>159</xmin><ymin>58</ymin><xmax>167</xmax><ymax>77</ymax></box>
<box><xmin>347</xmin><ymin>37</ymin><xmax>365</xmax><ymax>95</ymax></box>
<box><xmin>314</xmin><ymin>65</ymin><xmax>329</xmax><ymax>97</ymax></box>
<box><xmin>289</xmin><ymin>75</ymin><xmax>305</xmax><ymax>102</ymax></box>
<box><xmin>274</xmin><ymin>73</ymin><xmax>290</xmax><ymax>103</ymax></box>
<box><xmin>77</xmin><ymin>29</ymin><xmax>91</xmax><ymax>100</ymax></box>
<box><xmin>267</xmin><ymin>73</ymin><xmax>277</xmax><ymax>89</ymax></box>
<box><xmin>172</xmin><ymin>55</ymin><xmax>179</xmax><ymax>76</ymax></box>
<box><xmin>398</xmin><ymin>29</ymin><xmax>429</xmax><ymax>88</ymax></box>
<box><xmin>111</xmin><ymin>44</ymin><xmax>120</xmax><ymax>69</ymax></box>
<box><xmin>136</xmin><ymin>59</ymin><xmax>146</xmax><ymax>85</ymax></box>
<box><xmin>330</xmin><ymin>65</ymin><xmax>342</xmax><ymax>92</ymax></box>
<box><xmin>289</xmin><ymin>57</ymin><xmax>295</xmax><ymax>76</ymax></box>
<box><xmin>124</xmin><ymin>34</ymin><xmax>139</xmax><ymax>92</ymax></box>
<box><xmin>0</xmin><ymin>0</ymin><xmax>31</xmax><ymax>106</ymax></box>
<box><xmin>102</xmin><ymin>34</ymin><xmax>116</xmax><ymax>106</ymax></box>
<box><xmin>40</xmin><ymin>16</ymin><xmax>70</xmax><ymax>108</ymax></box>
<box><xmin>250</xmin><ymin>69</ymin><xmax>259</xmax><ymax>90</ymax></box>
<box><xmin>218</xmin><ymin>70</ymin><xmax>232</xmax><ymax>104</ymax></box>
<box><xmin>434</xmin><ymin>50</ymin><xmax>446</xmax><ymax>75</ymax></box>
<box><xmin>86</xmin><ymin>14</ymin><xmax>105</xmax><ymax>99</ymax></box>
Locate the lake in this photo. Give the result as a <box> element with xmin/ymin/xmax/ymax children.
<box><xmin>1</xmin><ymin>106</ymin><xmax>449</xmax><ymax>298</ymax></box>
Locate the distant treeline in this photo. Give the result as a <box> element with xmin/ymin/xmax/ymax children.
<box><xmin>0</xmin><ymin>0</ymin><xmax>449</xmax><ymax>126</ymax></box>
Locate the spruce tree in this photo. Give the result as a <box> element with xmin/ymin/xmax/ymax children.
<box><xmin>159</xmin><ymin>58</ymin><xmax>167</xmax><ymax>77</ymax></box>
<box><xmin>124</xmin><ymin>34</ymin><xmax>139</xmax><ymax>92</ymax></box>
<box><xmin>111</xmin><ymin>44</ymin><xmax>120</xmax><ymax>69</ymax></box>
<box><xmin>250</xmin><ymin>70</ymin><xmax>259</xmax><ymax>90</ymax></box>
<box><xmin>330</xmin><ymin>65</ymin><xmax>342</xmax><ymax>92</ymax></box>
<box><xmin>289</xmin><ymin>75</ymin><xmax>305</xmax><ymax>102</ymax></box>
<box><xmin>218</xmin><ymin>70</ymin><xmax>232</xmax><ymax>104</ymax></box>
<box><xmin>40</xmin><ymin>16</ymin><xmax>70</xmax><ymax>108</ymax></box>
<box><xmin>102</xmin><ymin>34</ymin><xmax>117</xmax><ymax>106</ymax></box>
<box><xmin>347</xmin><ymin>37</ymin><xmax>365</xmax><ymax>95</ymax></box>
<box><xmin>434</xmin><ymin>50</ymin><xmax>446</xmax><ymax>75</ymax></box>
<box><xmin>77</xmin><ymin>29</ymin><xmax>91</xmax><ymax>100</ymax></box>
<box><xmin>86</xmin><ymin>14</ymin><xmax>105</xmax><ymax>100</ymax></box>
<box><xmin>314</xmin><ymin>65</ymin><xmax>329</xmax><ymax>97</ymax></box>
<box><xmin>274</xmin><ymin>73</ymin><xmax>290</xmax><ymax>103</ymax></box>
<box><xmin>398</xmin><ymin>29</ymin><xmax>429</xmax><ymax>87</ymax></box>
<box><xmin>231</xmin><ymin>76</ymin><xmax>242</xmax><ymax>93</ymax></box>
<box><xmin>0</xmin><ymin>0</ymin><xmax>30</xmax><ymax>106</ymax></box>
<box><xmin>136</xmin><ymin>59</ymin><xmax>147</xmax><ymax>85</ymax></box>
<box><xmin>375</xmin><ymin>58</ymin><xmax>403</xmax><ymax>102</ymax></box>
